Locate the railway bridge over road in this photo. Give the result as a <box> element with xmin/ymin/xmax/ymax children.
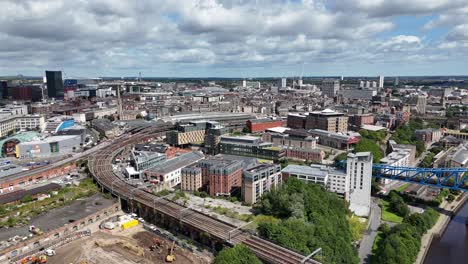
<box><xmin>88</xmin><ymin>126</ymin><xmax>321</xmax><ymax>264</ymax></box>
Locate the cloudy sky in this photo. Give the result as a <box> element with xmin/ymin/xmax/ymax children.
<box><xmin>1</xmin><ymin>0</ymin><xmax>468</xmax><ymax>77</ymax></box>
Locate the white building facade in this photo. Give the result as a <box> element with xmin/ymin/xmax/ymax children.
<box><xmin>347</xmin><ymin>152</ymin><xmax>373</xmax><ymax>217</ymax></box>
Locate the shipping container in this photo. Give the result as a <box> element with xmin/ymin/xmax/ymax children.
<box><xmin>121</xmin><ymin>219</ymin><xmax>139</xmax><ymax>230</ymax></box>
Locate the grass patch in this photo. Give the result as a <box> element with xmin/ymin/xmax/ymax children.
<box><xmin>349</xmin><ymin>215</ymin><xmax>368</xmax><ymax>241</ymax></box>
<box><xmin>172</xmin><ymin>190</ymin><xmax>187</xmax><ymax>201</ymax></box>
<box><xmin>372</xmin><ymin>231</ymin><xmax>383</xmax><ymax>253</ymax></box>
<box><xmin>212</xmin><ymin>206</ymin><xmax>253</xmax><ymax>222</ymax></box>
<box><xmin>380</xmin><ymin>200</ymin><xmax>403</xmax><ymax>223</ymax></box>
<box><xmin>154</xmin><ymin>189</ymin><xmax>171</xmax><ymax>197</ymax></box>
<box><xmin>395</xmin><ymin>183</ymin><xmax>410</xmax><ymax>192</ymax></box>
<box><xmin>0</xmin><ymin>177</ymin><xmax>99</xmax><ymax>228</ymax></box>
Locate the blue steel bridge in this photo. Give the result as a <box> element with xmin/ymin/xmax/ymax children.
<box><xmin>372</xmin><ymin>164</ymin><xmax>468</xmax><ymax>191</ymax></box>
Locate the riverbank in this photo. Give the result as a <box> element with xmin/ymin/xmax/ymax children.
<box><xmin>415</xmin><ymin>193</ymin><xmax>468</xmax><ymax>264</ymax></box>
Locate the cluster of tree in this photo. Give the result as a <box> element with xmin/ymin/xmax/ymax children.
<box><xmin>446</xmin><ymin>105</ymin><xmax>467</xmax><ymax>118</ymax></box>
<box><xmin>388</xmin><ymin>191</ymin><xmax>410</xmax><ymax>218</ymax></box>
<box><xmin>256</xmin><ymin>178</ymin><xmax>359</xmax><ymax>264</ymax></box>
<box><xmin>334</xmin><ymin>152</ymin><xmax>348</xmax><ymax>163</ymax></box>
<box><xmin>359</xmin><ymin>129</ymin><xmax>387</xmax><ymax>142</ymax></box>
<box><xmin>429</xmin><ymin>146</ymin><xmax>444</xmax><ymax>155</ymax></box>
<box><xmin>434</xmin><ymin>188</ymin><xmax>450</xmax><ymax>205</ymax></box>
<box><xmin>354</xmin><ymin>138</ymin><xmax>383</xmax><ymax>163</ymax></box>
<box><xmin>391</xmin><ymin>119</ymin><xmax>430</xmax><ymax>156</ymax></box>
<box><xmin>373</xmin><ymin>208</ymin><xmax>439</xmax><ymax>264</ymax></box>
<box><xmin>213</xmin><ymin>244</ymin><xmax>262</xmax><ymax>264</ymax></box>
<box><xmin>420</xmin><ymin>152</ymin><xmax>435</xmax><ymax>168</ymax></box>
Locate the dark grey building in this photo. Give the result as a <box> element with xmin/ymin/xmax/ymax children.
<box><xmin>46</xmin><ymin>70</ymin><xmax>64</xmax><ymax>98</ymax></box>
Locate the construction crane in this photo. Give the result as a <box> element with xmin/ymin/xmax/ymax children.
<box><xmin>166</xmin><ymin>241</ymin><xmax>176</xmax><ymax>262</ymax></box>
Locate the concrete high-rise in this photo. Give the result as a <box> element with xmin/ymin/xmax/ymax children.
<box><xmin>378</xmin><ymin>75</ymin><xmax>384</xmax><ymax>88</ymax></box>
<box><xmin>279</xmin><ymin>78</ymin><xmax>287</xmax><ymax>88</ymax></box>
<box><xmin>46</xmin><ymin>71</ymin><xmax>64</xmax><ymax>98</ymax></box>
<box><xmin>347</xmin><ymin>152</ymin><xmax>373</xmax><ymax>217</ymax></box>
<box><xmin>321</xmin><ymin>79</ymin><xmax>340</xmax><ymax>98</ymax></box>
<box><xmin>365</xmin><ymin>80</ymin><xmax>370</xmax><ymax>88</ymax></box>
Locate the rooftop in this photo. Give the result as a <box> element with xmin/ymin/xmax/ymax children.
<box><xmin>134</xmin><ymin>143</ymin><xmax>168</xmax><ymax>153</ymax></box>
<box><xmin>148</xmin><ymin>151</ymin><xmax>205</xmax><ymax>175</ymax></box>
<box><xmin>309</xmin><ymin>109</ymin><xmax>344</xmax><ymax>116</ymax></box>
<box><xmin>266</xmin><ymin>127</ymin><xmax>290</xmax><ymax>133</ymax></box>
<box><xmin>249</xmin><ymin>117</ymin><xmax>283</xmax><ymax>124</ymax></box>
<box><xmin>213</xmin><ymin>154</ymin><xmax>258</xmax><ymax>169</ymax></box>
<box><xmin>246</xmin><ymin>163</ymin><xmax>279</xmax><ymax>173</ymax></box>
<box><xmin>18</xmin><ymin>135</ymin><xmax>80</xmax><ymax>145</ymax></box>
<box><xmin>282</xmin><ymin>164</ymin><xmax>344</xmax><ymax>177</ymax></box>
<box><xmin>361</xmin><ymin>124</ymin><xmax>387</xmax><ymax>132</ymax></box>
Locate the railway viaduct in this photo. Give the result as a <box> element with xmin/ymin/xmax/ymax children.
<box><xmin>88</xmin><ymin>125</ymin><xmax>321</xmax><ymax>264</ymax></box>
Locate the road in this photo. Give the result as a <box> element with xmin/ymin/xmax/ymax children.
<box><xmin>358</xmin><ymin>198</ymin><xmax>381</xmax><ymax>264</ymax></box>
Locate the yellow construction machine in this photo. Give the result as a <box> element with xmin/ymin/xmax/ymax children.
<box><xmin>166</xmin><ymin>241</ymin><xmax>176</xmax><ymax>262</ymax></box>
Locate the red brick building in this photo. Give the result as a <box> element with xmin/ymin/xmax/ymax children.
<box><xmin>247</xmin><ymin>118</ymin><xmax>285</xmax><ymax>133</ymax></box>
<box><xmin>285</xmin><ymin>148</ymin><xmax>325</xmax><ymax>162</ymax></box>
<box><xmin>199</xmin><ymin>158</ymin><xmax>243</xmax><ymax>196</ymax></box>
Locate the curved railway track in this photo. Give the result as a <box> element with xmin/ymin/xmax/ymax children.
<box><xmin>89</xmin><ymin>125</ymin><xmax>320</xmax><ymax>264</ymax></box>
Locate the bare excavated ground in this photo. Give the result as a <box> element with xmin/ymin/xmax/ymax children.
<box><xmin>47</xmin><ymin>226</ymin><xmax>210</xmax><ymax>264</ymax></box>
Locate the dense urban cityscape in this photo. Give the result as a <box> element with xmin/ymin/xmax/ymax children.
<box><xmin>1</xmin><ymin>1</ymin><xmax>468</xmax><ymax>264</ymax></box>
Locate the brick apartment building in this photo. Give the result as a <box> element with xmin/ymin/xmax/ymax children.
<box><xmin>198</xmin><ymin>158</ymin><xmax>243</xmax><ymax>196</ymax></box>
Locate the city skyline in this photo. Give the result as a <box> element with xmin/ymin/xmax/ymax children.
<box><xmin>0</xmin><ymin>0</ymin><xmax>467</xmax><ymax>77</ymax></box>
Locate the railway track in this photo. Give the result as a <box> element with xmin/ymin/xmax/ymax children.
<box><xmin>89</xmin><ymin>125</ymin><xmax>321</xmax><ymax>264</ymax></box>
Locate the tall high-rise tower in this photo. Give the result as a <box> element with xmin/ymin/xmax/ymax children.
<box><xmin>45</xmin><ymin>71</ymin><xmax>64</xmax><ymax>98</ymax></box>
<box><xmin>279</xmin><ymin>78</ymin><xmax>287</xmax><ymax>88</ymax></box>
<box><xmin>378</xmin><ymin>75</ymin><xmax>384</xmax><ymax>88</ymax></box>
<box><xmin>347</xmin><ymin>152</ymin><xmax>373</xmax><ymax>217</ymax></box>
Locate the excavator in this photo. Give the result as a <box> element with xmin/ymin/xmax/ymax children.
<box><xmin>21</xmin><ymin>255</ymin><xmax>47</xmax><ymax>264</ymax></box>
<box><xmin>165</xmin><ymin>241</ymin><xmax>176</xmax><ymax>262</ymax></box>
<box><xmin>149</xmin><ymin>238</ymin><xmax>162</xmax><ymax>251</ymax></box>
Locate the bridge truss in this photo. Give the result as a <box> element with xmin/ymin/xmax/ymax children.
<box><xmin>372</xmin><ymin>164</ymin><xmax>468</xmax><ymax>191</ymax></box>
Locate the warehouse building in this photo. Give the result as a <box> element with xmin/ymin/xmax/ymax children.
<box><xmin>16</xmin><ymin>135</ymin><xmax>81</xmax><ymax>158</ymax></box>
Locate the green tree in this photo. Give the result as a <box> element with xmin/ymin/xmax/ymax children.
<box><xmin>355</xmin><ymin>138</ymin><xmax>383</xmax><ymax>163</ymax></box>
<box><xmin>213</xmin><ymin>244</ymin><xmax>262</xmax><ymax>264</ymax></box>
<box><xmin>420</xmin><ymin>152</ymin><xmax>435</xmax><ymax>168</ymax></box>
<box><xmin>334</xmin><ymin>152</ymin><xmax>348</xmax><ymax>162</ymax></box>
<box><xmin>373</xmin><ymin>209</ymin><xmax>438</xmax><ymax>264</ymax></box>
<box><xmin>388</xmin><ymin>191</ymin><xmax>410</xmax><ymax>218</ymax></box>
<box><xmin>257</xmin><ymin>178</ymin><xmax>359</xmax><ymax>264</ymax></box>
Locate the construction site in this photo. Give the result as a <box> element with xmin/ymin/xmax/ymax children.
<box><xmin>46</xmin><ymin>225</ymin><xmax>211</xmax><ymax>264</ymax></box>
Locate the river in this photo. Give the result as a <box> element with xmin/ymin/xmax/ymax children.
<box><xmin>424</xmin><ymin>201</ymin><xmax>468</xmax><ymax>264</ymax></box>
